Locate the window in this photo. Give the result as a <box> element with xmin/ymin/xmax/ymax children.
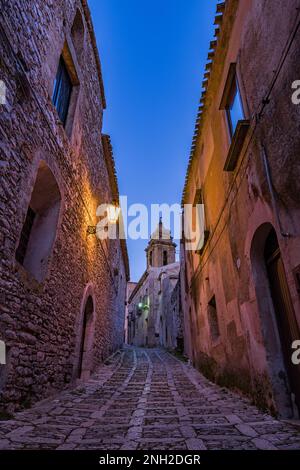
<box><xmin>15</xmin><ymin>207</ymin><xmax>36</xmax><ymax>265</ymax></box>
<box><xmin>226</xmin><ymin>77</ymin><xmax>244</xmax><ymax>137</ymax></box>
<box><xmin>293</xmin><ymin>265</ymin><xmax>300</xmax><ymax>296</ymax></box>
<box><xmin>207</xmin><ymin>296</ymin><xmax>220</xmax><ymax>341</ymax></box>
<box><xmin>15</xmin><ymin>161</ymin><xmax>61</xmax><ymax>282</ymax></box>
<box><xmin>52</xmin><ymin>57</ymin><xmax>73</xmax><ymax>126</ymax></box>
<box><xmin>220</xmin><ymin>64</ymin><xmax>250</xmax><ymax>171</ymax></box>
<box><xmin>149</xmin><ymin>251</ymin><xmax>153</xmax><ymax>266</ymax></box>
<box><xmin>163</xmin><ymin>250</ymin><xmax>168</xmax><ymax>266</ymax></box>
<box><xmin>193</xmin><ymin>188</ymin><xmax>209</xmax><ymax>254</ymax></box>
<box><xmin>71</xmin><ymin>9</ymin><xmax>85</xmax><ymax>64</ymax></box>
<box><xmin>220</xmin><ymin>63</ymin><xmax>245</xmax><ymax>138</ymax></box>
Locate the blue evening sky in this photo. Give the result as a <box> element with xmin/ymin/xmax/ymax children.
<box><xmin>89</xmin><ymin>0</ymin><xmax>216</xmax><ymax>282</ymax></box>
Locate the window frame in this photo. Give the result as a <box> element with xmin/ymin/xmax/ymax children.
<box><xmin>52</xmin><ymin>56</ymin><xmax>73</xmax><ymax>127</ymax></box>
<box><xmin>193</xmin><ymin>188</ymin><xmax>210</xmax><ymax>255</ymax></box>
<box><xmin>219</xmin><ymin>63</ymin><xmax>246</xmax><ymax>139</ymax></box>
<box><xmin>15</xmin><ymin>206</ymin><xmax>36</xmax><ymax>265</ymax></box>
<box><xmin>225</xmin><ymin>77</ymin><xmax>245</xmax><ymax>138</ymax></box>
<box><xmin>15</xmin><ymin>161</ymin><xmax>62</xmax><ymax>284</ymax></box>
<box><xmin>51</xmin><ymin>41</ymin><xmax>80</xmax><ymax>138</ymax></box>
<box><xmin>207</xmin><ymin>295</ymin><xmax>220</xmax><ymax>342</ymax></box>
<box><xmin>220</xmin><ymin>63</ymin><xmax>250</xmax><ymax>172</ymax></box>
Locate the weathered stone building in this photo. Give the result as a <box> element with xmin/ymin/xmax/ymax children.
<box><xmin>181</xmin><ymin>0</ymin><xmax>300</xmax><ymax>418</ymax></box>
<box><xmin>0</xmin><ymin>0</ymin><xmax>129</xmax><ymax>411</ymax></box>
<box><xmin>127</xmin><ymin>220</ymin><xmax>183</xmax><ymax>350</ymax></box>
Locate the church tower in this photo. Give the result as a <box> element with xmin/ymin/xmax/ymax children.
<box><xmin>145</xmin><ymin>218</ymin><xmax>176</xmax><ymax>269</ymax></box>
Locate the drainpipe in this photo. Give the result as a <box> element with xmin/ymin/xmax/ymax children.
<box><xmin>261</xmin><ymin>145</ymin><xmax>290</xmax><ymax>238</ymax></box>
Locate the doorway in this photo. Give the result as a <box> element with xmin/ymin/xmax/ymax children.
<box><xmin>78</xmin><ymin>296</ymin><xmax>94</xmax><ymax>380</ymax></box>
<box><xmin>264</xmin><ymin>229</ymin><xmax>300</xmax><ymax>416</ymax></box>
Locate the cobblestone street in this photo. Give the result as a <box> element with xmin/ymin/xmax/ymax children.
<box><xmin>0</xmin><ymin>347</ymin><xmax>300</xmax><ymax>450</ymax></box>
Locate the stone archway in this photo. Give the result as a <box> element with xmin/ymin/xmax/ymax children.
<box><xmin>250</xmin><ymin>223</ymin><xmax>299</xmax><ymax>418</ymax></box>
<box><xmin>77</xmin><ymin>292</ymin><xmax>95</xmax><ymax>381</ymax></box>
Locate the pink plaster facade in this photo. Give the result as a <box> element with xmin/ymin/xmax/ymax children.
<box><xmin>181</xmin><ymin>0</ymin><xmax>300</xmax><ymax>418</ymax></box>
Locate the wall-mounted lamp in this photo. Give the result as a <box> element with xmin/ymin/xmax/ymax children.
<box><xmin>87</xmin><ymin>226</ymin><xmax>97</xmax><ymax>235</ymax></box>
<box><xmin>107</xmin><ymin>204</ymin><xmax>120</xmax><ymax>224</ymax></box>
<box><xmin>87</xmin><ymin>204</ymin><xmax>120</xmax><ymax>235</ymax></box>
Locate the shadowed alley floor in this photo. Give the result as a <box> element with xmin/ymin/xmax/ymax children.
<box><xmin>1</xmin><ymin>347</ymin><xmax>300</xmax><ymax>450</ymax></box>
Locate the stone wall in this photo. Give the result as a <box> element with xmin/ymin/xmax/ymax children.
<box><xmin>0</xmin><ymin>0</ymin><xmax>128</xmax><ymax>411</ymax></box>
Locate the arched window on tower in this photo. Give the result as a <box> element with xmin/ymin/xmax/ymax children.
<box><xmin>163</xmin><ymin>250</ymin><xmax>168</xmax><ymax>266</ymax></box>
<box><xmin>149</xmin><ymin>251</ymin><xmax>153</xmax><ymax>266</ymax></box>
<box><xmin>15</xmin><ymin>161</ymin><xmax>61</xmax><ymax>282</ymax></box>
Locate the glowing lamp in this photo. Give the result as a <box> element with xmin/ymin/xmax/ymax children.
<box><xmin>107</xmin><ymin>205</ymin><xmax>120</xmax><ymax>224</ymax></box>
<box><xmin>87</xmin><ymin>204</ymin><xmax>120</xmax><ymax>236</ymax></box>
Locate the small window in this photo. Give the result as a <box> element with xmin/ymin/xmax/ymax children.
<box><xmin>52</xmin><ymin>57</ymin><xmax>73</xmax><ymax>126</ymax></box>
<box><xmin>220</xmin><ymin>64</ymin><xmax>250</xmax><ymax>172</ymax></box>
<box><xmin>149</xmin><ymin>251</ymin><xmax>153</xmax><ymax>266</ymax></box>
<box><xmin>193</xmin><ymin>188</ymin><xmax>209</xmax><ymax>254</ymax></box>
<box><xmin>207</xmin><ymin>296</ymin><xmax>220</xmax><ymax>341</ymax></box>
<box><xmin>220</xmin><ymin>63</ymin><xmax>245</xmax><ymax>139</ymax></box>
<box><xmin>15</xmin><ymin>207</ymin><xmax>36</xmax><ymax>265</ymax></box>
<box><xmin>226</xmin><ymin>78</ymin><xmax>244</xmax><ymax>137</ymax></box>
<box><xmin>71</xmin><ymin>9</ymin><xmax>85</xmax><ymax>64</ymax></box>
<box><xmin>15</xmin><ymin>161</ymin><xmax>61</xmax><ymax>282</ymax></box>
<box><xmin>163</xmin><ymin>250</ymin><xmax>168</xmax><ymax>266</ymax></box>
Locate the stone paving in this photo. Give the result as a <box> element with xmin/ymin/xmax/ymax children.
<box><xmin>0</xmin><ymin>347</ymin><xmax>300</xmax><ymax>450</ymax></box>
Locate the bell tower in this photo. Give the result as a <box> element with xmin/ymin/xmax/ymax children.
<box><xmin>145</xmin><ymin>218</ymin><xmax>176</xmax><ymax>269</ymax></box>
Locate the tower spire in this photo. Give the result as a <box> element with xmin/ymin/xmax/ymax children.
<box><xmin>145</xmin><ymin>219</ymin><xmax>176</xmax><ymax>268</ymax></box>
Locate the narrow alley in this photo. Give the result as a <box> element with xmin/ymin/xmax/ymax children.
<box><xmin>1</xmin><ymin>347</ymin><xmax>300</xmax><ymax>451</ymax></box>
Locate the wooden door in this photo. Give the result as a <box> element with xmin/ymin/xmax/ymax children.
<box><xmin>265</xmin><ymin>230</ymin><xmax>300</xmax><ymax>415</ymax></box>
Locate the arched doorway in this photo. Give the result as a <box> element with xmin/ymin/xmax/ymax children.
<box><xmin>78</xmin><ymin>296</ymin><xmax>94</xmax><ymax>380</ymax></box>
<box><xmin>251</xmin><ymin>223</ymin><xmax>300</xmax><ymax>417</ymax></box>
<box><xmin>264</xmin><ymin>229</ymin><xmax>300</xmax><ymax>416</ymax></box>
